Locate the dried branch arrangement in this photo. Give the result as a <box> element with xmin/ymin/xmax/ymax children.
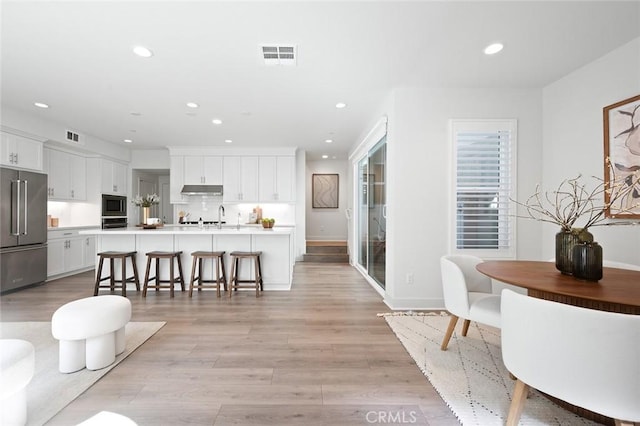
<box><xmin>511</xmin><ymin>158</ymin><xmax>640</xmax><ymax>232</ymax></box>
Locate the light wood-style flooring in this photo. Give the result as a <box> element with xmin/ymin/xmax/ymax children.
<box><xmin>0</xmin><ymin>263</ymin><xmax>458</xmax><ymax>425</ymax></box>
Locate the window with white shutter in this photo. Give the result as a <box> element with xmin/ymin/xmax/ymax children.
<box><xmin>450</xmin><ymin>119</ymin><xmax>517</xmax><ymax>258</ymax></box>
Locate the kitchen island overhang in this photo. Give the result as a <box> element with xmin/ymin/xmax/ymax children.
<box><xmin>79</xmin><ymin>226</ymin><xmax>295</xmax><ymax>291</ymax></box>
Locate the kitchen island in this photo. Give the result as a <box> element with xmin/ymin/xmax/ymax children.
<box><xmin>79</xmin><ymin>226</ymin><xmax>295</xmax><ymax>290</ymax></box>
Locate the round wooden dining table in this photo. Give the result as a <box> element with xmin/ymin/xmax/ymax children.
<box><xmin>476</xmin><ymin>260</ymin><xmax>640</xmax><ymax>314</ymax></box>
<box><xmin>476</xmin><ymin>260</ymin><xmax>640</xmax><ymax>425</ymax></box>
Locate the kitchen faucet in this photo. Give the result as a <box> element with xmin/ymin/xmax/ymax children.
<box><xmin>217</xmin><ymin>205</ymin><xmax>225</xmax><ymax>229</ymax></box>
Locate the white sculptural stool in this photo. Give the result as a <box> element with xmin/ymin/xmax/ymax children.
<box><xmin>0</xmin><ymin>339</ymin><xmax>35</xmax><ymax>426</ymax></box>
<box><xmin>51</xmin><ymin>295</ymin><xmax>131</xmax><ymax>373</ymax></box>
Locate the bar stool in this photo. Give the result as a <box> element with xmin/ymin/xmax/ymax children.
<box><xmin>189</xmin><ymin>251</ymin><xmax>227</xmax><ymax>297</ymax></box>
<box><xmin>94</xmin><ymin>251</ymin><xmax>140</xmax><ymax>297</ymax></box>
<box><xmin>229</xmin><ymin>251</ymin><xmax>263</xmax><ymax>298</ymax></box>
<box><xmin>142</xmin><ymin>251</ymin><xmax>185</xmax><ymax>298</ymax></box>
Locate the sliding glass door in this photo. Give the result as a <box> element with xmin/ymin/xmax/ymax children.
<box><xmin>355</xmin><ymin>136</ymin><xmax>386</xmax><ymax>289</ymax></box>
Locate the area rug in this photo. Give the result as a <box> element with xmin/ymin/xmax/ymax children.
<box><xmin>381</xmin><ymin>312</ymin><xmax>598</xmax><ymax>425</ymax></box>
<box><xmin>0</xmin><ymin>321</ymin><xmax>165</xmax><ymax>426</ymax></box>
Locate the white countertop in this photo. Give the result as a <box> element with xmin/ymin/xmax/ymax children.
<box><xmin>79</xmin><ymin>226</ymin><xmax>293</xmax><ymax>235</ymax></box>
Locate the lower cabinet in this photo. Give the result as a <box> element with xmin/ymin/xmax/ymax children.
<box><xmin>47</xmin><ymin>229</ymin><xmax>96</xmax><ymax>279</ymax></box>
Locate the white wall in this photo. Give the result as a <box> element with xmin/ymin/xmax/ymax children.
<box><xmin>130</xmin><ymin>149</ymin><xmax>170</xmax><ymax>169</ymax></box>
<box><xmin>383</xmin><ymin>87</ymin><xmax>543</xmax><ymax>309</ymax></box>
<box><xmin>542</xmin><ymin>37</ymin><xmax>640</xmax><ymax>264</ymax></box>
<box><xmin>1</xmin><ymin>107</ymin><xmax>130</xmax><ymax>162</ymax></box>
<box><xmin>305</xmin><ymin>159</ymin><xmax>349</xmax><ymax>241</ymax></box>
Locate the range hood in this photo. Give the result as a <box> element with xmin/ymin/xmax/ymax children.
<box><xmin>180</xmin><ymin>184</ymin><xmax>223</xmax><ymax>195</ymax></box>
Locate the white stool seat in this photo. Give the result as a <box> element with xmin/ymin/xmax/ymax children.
<box><xmin>52</xmin><ymin>295</ymin><xmax>131</xmax><ymax>373</ymax></box>
<box><xmin>0</xmin><ymin>339</ymin><xmax>35</xmax><ymax>426</ymax></box>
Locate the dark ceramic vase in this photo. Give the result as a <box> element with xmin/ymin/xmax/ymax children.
<box><xmin>572</xmin><ymin>242</ymin><xmax>603</xmax><ymax>282</ymax></box>
<box><xmin>555</xmin><ymin>228</ymin><xmax>593</xmax><ymax>275</ymax></box>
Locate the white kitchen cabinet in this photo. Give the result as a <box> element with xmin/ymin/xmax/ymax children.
<box><xmin>101</xmin><ymin>159</ymin><xmax>128</xmax><ymax>195</ymax></box>
<box><xmin>47</xmin><ymin>229</ymin><xmax>93</xmax><ymax>279</ymax></box>
<box><xmin>169</xmin><ymin>155</ymin><xmax>187</xmax><ymax>203</ymax></box>
<box><xmin>44</xmin><ymin>148</ymin><xmax>86</xmax><ymax>200</ymax></box>
<box><xmin>184</xmin><ymin>156</ymin><xmax>223</xmax><ymax>185</ymax></box>
<box><xmin>258</xmin><ymin>156</ymin><xmax>295</xmax><ymax>202</ymax></box>
<box><xmin>0</xmin><ymin>131</ymin><xmax>43</xmax><ymax>171</ymax></box>
<box><xmin>223</xmin><ymin>156</ymin><xmax>259</xmax><ymax>202</ymax></box>
<box><xmin>83</xmin><ymin>236</ymin><xmax>96</xmax><ymax>268</ymax></box>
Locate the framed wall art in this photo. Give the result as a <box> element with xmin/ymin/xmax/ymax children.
<box><xmin>603</xmin><ymin>94</ymin><xmax>640</xmax><ymax>218</ymax></box>
<box><xmin>312</xmin><ymin>174</ymin><xmax>339</xmax><ymax>208</ymax></box>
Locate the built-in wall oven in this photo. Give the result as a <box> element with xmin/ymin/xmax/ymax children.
<box><xmin>101</xmin><ymin>217</ymin><xmax>128</xmax><ymax>229</ymax></box>
<box><xmin>102</xmin><ymin>194</ymin><xmax>127</xmax><ymax>217</ymax></box>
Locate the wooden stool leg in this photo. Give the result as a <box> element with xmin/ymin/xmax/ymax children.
<box><xmin>121</xmin><ymin>256</ymin><xmax>127</xmax><ymax>297</ymax></box>
<box><xmin>94</xmin><ymin>256</ymin><xmax>105</xmax><ymax>296</ymax></box>
<box><xmin>169</xmin><ymin>257</ymin><xmax>175</xmax><ymax>298</ymax></box>
<box><xmin>109</xmin><ymin>258</ymin><xmax>115</xmax><ymax>292</ymax></box>
<box><xmin>229</xmin><ymin>257</ymin><xmax>237</xmax><ymax>298</ymax></box>
<box><xmin>220</xmin><ymin>254</ymin><xmax>227</xmax><ymax>291</ymax></box>
<box><xmin>131</xmin><ymin>255</ymin><xmax>140</xmax><ymax>291</ymax></box>
<box><xmin>177</xmin><ymin>254</ymin><xmax>185</xmax><ymax>291</ymax></box>
<box><xmin>198</xmin><ymin>259</ymin><xmax>204</xmax><ymax>292</ymax></box>
<box><xmin>215</xmin><ymin>257</ymin><xmax>221</xmax><ymax>298</ymax></box>
<box><xmin>254</xmin><ymin>257</ymin><xmax>260</xmax><ymax>297</ymax></box>
<box><xmin>142</xmin><ymin>256</ymin><xmax>152</xmax><ymax>297</ymax></box>
<box><xmin>155</xmin><ymin>258</ymin><xmax>160</xmax><ymax>292</ymax></box>
<box><xmin>189</xmin><ymin>255</ymin><xmax>197</xmax><ymax>297</ymax></box>
<box><xmin>257</xmin><ymin>255</ymin><xmax>263</xmax><ymax>291</ymax></box>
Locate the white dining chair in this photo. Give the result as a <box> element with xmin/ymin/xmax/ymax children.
<box><xmin>501</xmin><ymin>289</ymin><xmax>640</xmax><ymax>426</ymax></box>
<box><xmin>439</xmin><ymin>255</ymin><xmax>501</xmax><ymax>351</ymax></box>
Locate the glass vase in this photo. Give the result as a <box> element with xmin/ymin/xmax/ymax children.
<box><xmin>572</xmin><ymin>242</ymin><xmax>603</xmax><ymax>282</ymax></box>
<box><xmin>555</xmin><ymin>228</ymin><xmax>593</xmax><ymax>275</ymax></box>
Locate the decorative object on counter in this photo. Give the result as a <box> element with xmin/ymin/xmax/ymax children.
<box><xmin>178</xmin><ymin>210</ymin><xmax>191</xmax><ymax>223</ymax></box>
<box><xmin>261</xmin><ymin>218</ymin><xmax>275</xmax><ymax>229</ymax></box>
<box><xmin>603</xmin><ymin>94</ymin><xmax>640</xmax><ymax>218</ymax></box>
<box><xmin>132</xmin><ymin>194</ymin><xmax>160</xmax><ymax>225</ymax></box>
<box><xmin>50</xmin><ymin>217</ymin><xmax>59</xmax><ymax>227</ymax></box>
<box><xmin>512</xmin><ymin>158</ymin><xmax>640</xmax><ymax>275</ymax></box>
<box><xmin>572</xmin><ymin>241</ymin><xmax>603</xmax><ymax>281</ymax></box>
<box><xmin>252</xmin><ymin>206</ymin><xmax>262</xmax><ymax>223</ymax></box>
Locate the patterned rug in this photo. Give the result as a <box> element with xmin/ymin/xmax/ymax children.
<box><xmin>381</xmin><ymin>312</ymin><xmax>597</xmax><ymax>425</ymax></box>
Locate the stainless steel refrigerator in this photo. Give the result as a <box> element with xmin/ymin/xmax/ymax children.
<box><xmin>1</xmin><ymin>167</ymin><xmax>47</xmax><ymax>293</ymax></box>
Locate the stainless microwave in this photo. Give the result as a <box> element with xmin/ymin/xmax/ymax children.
<box><xmin>101</xmin><ymin>194</ymin><xmax>127</xmax><ymax>217</ymax></box>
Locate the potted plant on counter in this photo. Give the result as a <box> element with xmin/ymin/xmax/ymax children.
<box><xmin>132</xmin><ymin>193</ymin><xmax>160</xmax><ymax>225</ymax></box>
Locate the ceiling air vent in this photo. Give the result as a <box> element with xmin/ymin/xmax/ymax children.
<box><xmin>261</xmin><ymin>45</ymin><xmax>297</xmax><ymax>66</ymax></box>
<box><xmin>64</xmin><ymin>129</ymin><xmax>84</xmax><ymax>145</ymax></box>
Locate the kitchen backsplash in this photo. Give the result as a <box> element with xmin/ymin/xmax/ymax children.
<box><xmin>172</xmin><ymin>198</ymin><xmax>295</xmax><ymax>225</ymax></box>
<box><xmin>47</xmin><ymin>201</ymin><xmax>101</xmax><ymax>228</ymax></box>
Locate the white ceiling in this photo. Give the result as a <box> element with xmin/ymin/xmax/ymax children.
<box><xmin>2</xmin><ymin>1</ymin><xmax>639</xmax><ymax>160</ymax></box>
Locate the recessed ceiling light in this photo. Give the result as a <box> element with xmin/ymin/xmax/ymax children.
<box><xmin>212</xmin><ymin>118</ymin><xmax>223</xmax><ymax>125</ymax></box>
<box><xmin>484</xmin><ymin>43</ymin><xmax>504</xmax><ymax>55</ymax></box>
<box><xmin>335</xmin><ymin>102</ymin><xmax>347</xmax><ymax>109</ymax></box>
<box><xmin>224</xmin><ymin>139</ymin><xmax>233</xmax><ymax>144</ymax></box>
<box><xmin>124</xmin><ymin>139</ymin><xmax>133</xmax><ymax>143</ymax></box>
<box><xmin>322</xmin><ymin>155</ymin><xmax>328</xmax><ymax>159</ymax></box>
<box><xmin>186</xmin><ymin>102</ymin><xmax>199</xmax><ymax>108</ymax></box>
<box><xmin>34</xmin><ymin>102</ymin><xmax>49</xmax><ymax>109</ymax></box>
<box><xmin>129</xmin><ymin>129</ymin><xmax>136</xmax><ymax>133</ymax></box>
<box><xmin>130</xmin><ymin>112</ymin><xmax>142</xmax><ymax>116</ymax></box>
<box><xmin>325</xmin><ymin>139</ymin><xmax>333</xmax><ymax>143</ymax></box>
<box><xmin>133</xmin><ymin>46</ymin><xmax>153</xmax><ymax>58</ymax></box>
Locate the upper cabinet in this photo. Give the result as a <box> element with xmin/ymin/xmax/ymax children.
<box><xmin>223</xmin><ymin>156</ymin><xmax>259</xmax><ymax>202</ymax></box>
<box><xmin>184</xmin><ymin>156</ymin><xmax>223</xmax><ymax>185</ymax></box>
<box><xmin>169</xmin><ymin>155</ymin><xmax>187</xmax><ymax>204</ymax></box>
<box><xmin>43</xmin><ymin>147</ymin><xmax>87</xmax><ymax>201</ymax></box>
<box><xmin>0</xmin><ymin>131</ymin><xmax>44</xmax><ymax>171</ymax></box>
<box><xmin>259</xmin><ymin>156</ymin><xmax>295</xmax><ymax>202</ymax></box>
<box><xmin>101</xmin><ymin>159</ymin><xmax>128</xmax><ymax>195</ymax></box>
<box><xmin>167</xmin><ymin>147</ymin><xmax>296</xmax><ymax>204</ymax></box>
